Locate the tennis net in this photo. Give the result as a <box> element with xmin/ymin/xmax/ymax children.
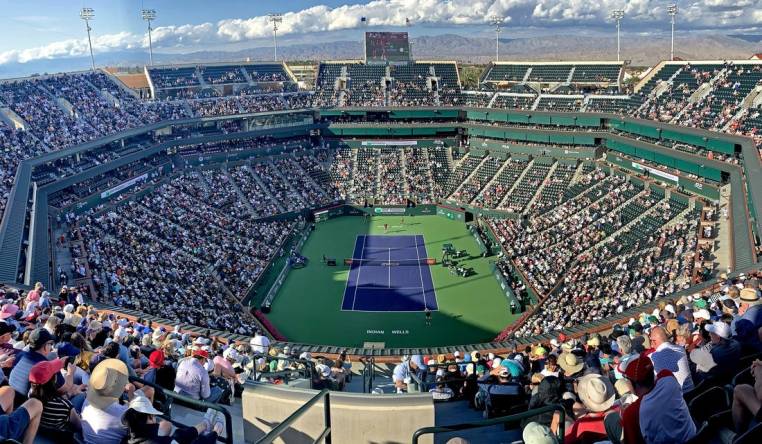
<box><xmin>343</xmin><ymin>258</ymin><xmax>437</xmax><ymax>266</ymax></box>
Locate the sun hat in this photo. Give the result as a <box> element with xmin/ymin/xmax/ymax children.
<box><xmin>437</xmin><ymin>354</ymin><xmax>446</xmax><ymax>364</ymax></box>
<box><xmin>523</xmin><ymin>422</ymin><xmax>559</xmax><ymax>444</ymax></box>
<box><xmin>706</xmin><ymin>321</ymin><xmax>731</xmax><ymax>340</ymax></box>
<box><xmin>127</xmin><ymin>393</ymin><xmax>162</xmax><ymax>415</ymax></box>
<box><xmin>576</xmin><ymin>373</ymin><xmax>615</xmax><ymax>413</ymax></box>
<box><xmin>148</xmin><ymin>350</ymin><xmax>165</xmax><ymax>369</ymax></box>
<box><xmin>558</xmin><ymin>352</ymin><xmax>583</xmax><ymax>375</ymax></box>
<box><xmin>491</xmin><ymin>357</ymin><xmax>502</xmax><ymax>369</ymax></box>
<box><xmin>87</xmin><ymin>359</ymin><xmax>129</xmax><ymax>410</ymax></box>
<box><xmin>740</xmin><ymin>288</ymin><xmax>760</xmax><ymax>305</ymax></box>
<box><xmin>586</xmin><ymin>337</ymin><xmax>600</xmax><ymax>347</ymax></box>
<box><xmin>29</xmin><ymin>359</ymin><xmax>65</xmax><ymax>385</ymax></box>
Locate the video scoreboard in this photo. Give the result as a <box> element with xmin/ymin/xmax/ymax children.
<box><xmin>365</xmin><ymin>32</ymin><xmax>410</xmax><ymax>63</ymax></box>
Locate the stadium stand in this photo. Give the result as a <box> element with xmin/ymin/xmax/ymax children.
<box><xmin>4</xmin><ymin>52</ymin><xmax>762</xmax><ymax>443</ymax></box>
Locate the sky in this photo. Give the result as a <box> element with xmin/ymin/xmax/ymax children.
<box><xmin>0</xmin><ymin>0</ymin><xmax>760</xmax><ymax>66</ymax></box>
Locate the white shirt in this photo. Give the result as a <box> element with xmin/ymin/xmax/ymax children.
<box><xmin>250</xmin><ymin>334</ymin><xmax>270</xmax><ymax>354</ymax></box>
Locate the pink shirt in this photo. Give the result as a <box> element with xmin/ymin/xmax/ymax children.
<box><xmin>213</xmin><ymin>356</ymin><xmax>233</xmax><ymax>373</ymax></box>
<box><xmin>26</xmin><ymin>290</ymin><xmax>40</xmax><ymax>303</ymax></box>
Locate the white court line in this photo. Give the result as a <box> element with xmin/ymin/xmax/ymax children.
<box><xmin>388</xmin><ymin>248</ymin><xmax>392</xmax><ymax>288</ymax></box>
<box><xmin>351</xmin><ymin>235</ymin><xmax>367</xmax><ymax>311</ymax></box>
<box><xmin>414</xmin><ymin>235</ymin><xmax>428</xmax><ymax>310</ymax></box>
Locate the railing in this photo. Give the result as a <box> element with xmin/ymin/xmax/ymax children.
<box><xmin>361</xmin><ymin>356</ymin><xmax>376</xmax><ymax>393</ymax></box>
<box><xmin>255</xmin><ymin>388</ymin><xmax>332</xmax><ymax>444</ymax></box>
<box><xmin>129</xmin><ymin>375</ymin><xmax>234</xmax><ymax>444</ymax></box>
<box><xmin>411</xmin><ymin>404</ymin><xmax>565</xmax><ymax>444</ymax></box>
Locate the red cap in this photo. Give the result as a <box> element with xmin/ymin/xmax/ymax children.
<box><xmin>148</xmin><ymin>350</ymin><xmax>165</xmax><ymax>369</ymax></box>
<box><xmin>623</xmin><ymin>354</ymin><xmax>654</xmax><ymax>384</ymax></box>
<box><xmin>192</xmin><ymin>348</ymin><xmax>209</xmax><ymax>359</ymax></box>
<box><xmin>29</xmin><ymin>359</ymin><xmax>64</xmax><ymax>385</ymax></box>
<box><xmin>558</xmin><ymin>333</ymin><xmax>568</xmax><ymax>343</ymax></box>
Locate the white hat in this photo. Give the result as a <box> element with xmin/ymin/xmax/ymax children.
<box><xmin>223</xmin><ymin>348</ymin><xmax>239</xmax><ymax>362</ymax></box>
<box><xmin>665</xmin><ymin>304</ymin><xmax>676</xmax><ymax>315</ymax></box>
<box><xmin>113</xmin><ymin>327</ymin><xmax>128</xmax><ymax>341</ymax></box>
<box><xmin>492</xmin><ymin>358</ymin><xmax>502</xmax><ymax>369</ymax></box>
<box><xmin>128</xmin><ymin>393</ymin><xmax>163</xmax><ymax>415</ymax></box>
<box><xmin>694</xmin><ymin>309</ymin><xmax>711</xmax><ymax>320</ymax></box>
<box><xmin>523</xmin><ymin>422</ymin><xmax>559</xmax><ymax>444</ymax></box>
<box><xmin>193</xmin><ymin>337</ymin><xmax>207</xmax><ymax>346</ymax></box>
<box><xmin>117</xmin><ymin>318</ymin><xmax>129</xmax><ymax>327</ymax></box>
<box><xmin>453</xmin><ymin>351</ymin><xmax>461</xmax><ymax>358</ymax></box>
<box><xmin>706</xmin><ymin>322</ymin><xmax>731</xmax><ymax>340</ymax></box>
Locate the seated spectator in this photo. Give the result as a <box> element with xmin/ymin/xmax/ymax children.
<box><xmin>81</xmin><ymin>358</ymin><xmax>143</xmax><ymax>444</ymax></box>
<box><xmin>429</xmin><ymin>377</ymin><xmax>454</xmax><ymax>402</ymax></box>
<box><xmin>0</xmin><ymin>384</ymin><xmax>43</xmax><ymax>444</ymax></box>
<box><xmin>28</xmin><ymin>359</ymin><xmax>81</xmax><ymax>437</ymax></box>
<box><xmin>9</xmin><ymin>328</ymin><xmax>57</xmax><ymax>399</ymax></box>
<box><xmin>647</xmin><ymin>326</ymin><xmax>694</xmax><ymax>391</ymax></box>
<box><xmin>732</xmin><ymin>358</ymin><xmax>762</xmax><ymax>433</ymax></box>
<box><xmin>121</xmin><ymin>392</ymin><xmax>223</xmax><ymax>444</ymax></box>
<box><xmin>704</xmin><ymin>321</ymin><xmax>742</xmax><ymax>381</ymax></box>
<box><xmin>565</xmin><ymin>374</ymin><xmax>616</xmax><ymax>444</ymax></box>
<box><xmin>174</xmin><ymin>348</ymin><xmax>223</xmax><ymax>403</ymax></box>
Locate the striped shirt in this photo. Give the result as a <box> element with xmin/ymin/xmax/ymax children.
<box><xmin>40</xmin><ymin>396</ymin><xmax>73</xmax><ymax>431</ymax></box>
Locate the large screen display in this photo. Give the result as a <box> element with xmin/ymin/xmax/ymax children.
<box><xmin>365</xmin><ymin>32</ymin><xmax>410</xmax><ymax>63</ymax></box>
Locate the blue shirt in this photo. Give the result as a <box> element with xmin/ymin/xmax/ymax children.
<box><xmin>9</xmin><ymin>350</ymin><xmax>48</xmax><ymax>395</ymax></box>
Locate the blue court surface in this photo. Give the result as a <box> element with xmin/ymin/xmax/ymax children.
<box><xmin>341</xmin><ymin>235</ymin><xmax>438</xmax><ymax>312</ymax></box>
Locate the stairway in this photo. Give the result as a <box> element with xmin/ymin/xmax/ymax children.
<box><xmin>522</xmin><ymin>161</ymin><xmax>558</xmax><ymax>215</ymax></box>
<box><xmin>219</xmin><ymin>168</ymin><xmax>259</xmax><ymax>218</ymax></box>
<box><xmin>498</xmin><ymin>158</ymin><xmax>535</xmax><ymax>209</ymax></box>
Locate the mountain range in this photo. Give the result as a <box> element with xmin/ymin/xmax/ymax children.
<box><xmin>1</xmin><ymin>33</ymin><xmax>761</xmax><ymax>79</ymax></box>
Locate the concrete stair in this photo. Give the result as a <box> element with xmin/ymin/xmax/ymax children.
<box><xmin>498</xmin><ymin>158</ymin><xmax>535</xmax><ymax>209</ymax></box>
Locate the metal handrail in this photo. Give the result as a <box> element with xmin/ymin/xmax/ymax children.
<box><xmin>255</xmin><ymin>388</ymin><xmax>332</xmax><ymax>444</ymax></box>
<box><xmin>129</xmin><ymin>375</ymin><xmax>234</xmax><ymax>444</ymax></box>
<box><xmin>412</xmin><ymin>404</ymin><xmax>565</xmax><ymax>444</ymax></box>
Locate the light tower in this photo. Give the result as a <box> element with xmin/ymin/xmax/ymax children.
<box><xmin>489</xmin><ymin>15</ymin><xmax>504</xmax><ymax>63</ymax></box>
<box><xmin>667</xmin><ymin>4</ymin><xmax>678</xmax><ymax>61</ymax></box>
<box><xmin>611</xmin><ymin>9</ymin><xmax>625</xmax><ymax>62</ymax></box>
<box><xmin>80</xmin><ymin>7</ymin><xmax>96</xmax><ymax>70</ymax></box>
<box><xmin>141</xmin><ymin>9</ymin><xmax>157</xmax><ymax>66</ymax></box>
<box><xmin>268</xmin><ymin>13</ymin><xmax>283</xmax><ymax>61</ymax></box>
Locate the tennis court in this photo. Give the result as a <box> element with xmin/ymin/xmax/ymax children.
<box><xmin>341</xmin><ymin>234</ymin><xmax>437</xmax><ymax>312</ymax></box>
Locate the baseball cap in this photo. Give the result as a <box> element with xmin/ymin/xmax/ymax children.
<box><xmin>148</xmin><ymin>350</ymin><xmax>165</xmax><ymax>369</ymax></box>
<box><xmin>57</xmin><ymin>343</ymin><xmax>81</xmax><ymax>358</ymax></box>
<box><xmin>29</xmin><ymin>359</ymin><xmax>65</xmax><ymax>385</ymax></box>
<box><xmin>0</xmin><ymin>304</ymin><xmax>19</xmax><ymax>320</ymax></box>
<box><xmin>30</xmin><ymin>328</ymin><xmax>55</xmax><ymax>350</ymax></box>
<box><xmin>706</xmin><ymin>321</ymin><xmax>731</xmax><ymax>340</ymax></box>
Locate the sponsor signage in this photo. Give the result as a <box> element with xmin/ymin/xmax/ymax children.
<box><xmin>361</xmin><ymin>140</ymin><xmax>417</xmax><ymax>147</ymax></box>
<box><xmin>374</xmin><ymin>207</ymin><xmax>406</xmax><ymax>214</ymax></box>
<box><xmin>631</xmin><ymin>162</ymin><xmax>679</xmax><ymax>183</ymax></box>
<box><xmin>100</xmin><ymin>174</ymin><xmax>148</xmax><ymax>199</ymax></box>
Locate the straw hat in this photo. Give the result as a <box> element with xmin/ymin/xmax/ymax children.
<box><xmin>576</xmin><ymin>374</ymin><xmax>615</xmax><ymax>413</ymax></box>
<box><xmin>87</xmin><ymin>359</ymin><xmax>129</xmax><ymax>410</ymax></box>
<box><xmin>558</xmin><ymin>352</ymin><xmax>583</xmax><ymax>375</ymax></box>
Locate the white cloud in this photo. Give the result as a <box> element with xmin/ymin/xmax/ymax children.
<box><xmin>0</xmin><ymin>0</ymin><xmax>760</xmax><ymax>65</ymax></box>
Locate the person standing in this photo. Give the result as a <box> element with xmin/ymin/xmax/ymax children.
<box><xmin>425</xmin><ymin>308</ymin><xmax>432</xmax><ymax>326</ymax></box>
